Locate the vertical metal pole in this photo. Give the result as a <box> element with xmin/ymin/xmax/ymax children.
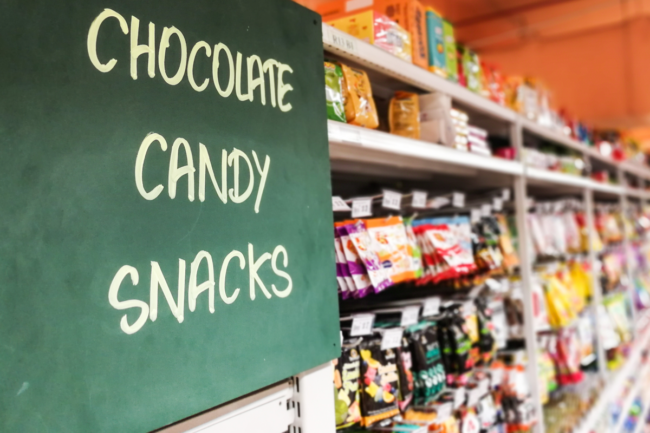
<box><xmin>584</xmin><ymin>188</ymin><xmax>608</xmax><ymax>379</ymax></box>
<box><xmin>511</xmin><ymin>121</ymin><xmax>545</xmax><ymax>433</ymax></box>
<box><xmin>618</xmin><ymin>169</ymin><xmax>638</xmax><ymax>330</ymax></box>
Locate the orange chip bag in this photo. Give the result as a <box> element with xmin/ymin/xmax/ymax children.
<box><xmin>340</xmin><ymin>64</ymin><xmax>379</xmax><ymax>129</ymax></box>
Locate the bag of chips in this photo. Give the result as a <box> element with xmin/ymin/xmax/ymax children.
<box><xmin>409</xmin><ymin>323</ymin><xmax>446</xmax><ymax>405</ymax></box>
<box><xmin>340</xmin><ymin>64</ymin><xmax>379</xmax><ymax>129</ymax></box>
<box><xmin>325</xmin><ymin>62</ymin><xmax>347</xmax><ymax>123</ymax></box>
<box><xmin>389</xmin><ymin>91</ymin><xmax>421</xmax><ymax>139</ymax></box>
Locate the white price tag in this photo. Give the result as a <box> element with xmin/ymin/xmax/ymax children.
<box><xmin>492</xmin><ymin>197</ymin><xmax>503</xmax><ymax>211</ymax></box>
<box><xmin>429</xmin><ymin>196</ymin><xmax>450</xmax><ymax>209</ymax></box>
<box><xmin>351</xmin><ymin>198</ymin><xmax>372</xmax><ymax>218</ymax></box>
<box><xmin>481</xmin><ymin>204</ymin><xmax>492</xmax><ymax>217</ymax></box>
<box><xmin>478</xmin><ymin>378</ymin><xmax>490</xmax><ymax>396</ymax></box>
<box><xmin>452</xmin><ymin>192</ymin><xmax>465</xmax><ymax>208</ymax></box>
<box><xmin>453</xmin><ymin>388</ymin><xmax>466</xmax><ymax>409</ymax></box>
<box><xmin>436</xmin><ymin>402</ymin><xmax>453</xmax><ymax>422</ymax></box>
<box><xmin>466</xmin><ymin>388</ymin><xmax>482</xmax><ymax>407</ymax></box>
<box><xmin>325</xmin><ymin>27</ymin><xmax>359</xmax><ymax>54</ymax></box>
<box><xmin>332</xmin><ymin>196</ymin><xmax>351</xmax><ymax>212</ymax></box>
<box><xmin>485</xmin><ymin>278</ymin><xmax>501</xmax><ymax>291</ymax></box>
<box><xmin>490</xmin><ymin>368</ymin><xmax>504</xmax><ymax>388</ymax></box>
<box><xmin>412</xmin><ymin>190</ymin><xmax>427</xmax><ymax>209</ymax></box>
<box><xmin>502</xmin><ymin>188</ymin><xmax>511</xmax><ymax>201</ymax></box>
<box><xmin>381</xmin><ymin>328</ymin><xmax>403</xmax><ymax>350</ymax></box>
<box><xmin>382</xmin><ymin>190</ymin><xmax>402</xmax><ymax>210</ymax></box>
<box><xmin>470</xmin><ymin>208</ymin><xmax>481</xmax><ymax>224</ymax></box>
<box><xmin>350</xmin><ymin>314</ymin><xmax>374</xmax><ymax>337</ymax></box>
<box><xmin>422</xmin><ymin>297</ymin><xmax>441</xmax><ymax>317</ymax></box>
<box><xmin>401</xmin><ymin>306</ymin><xmax>420</xmax><ymax>326</ymax></box>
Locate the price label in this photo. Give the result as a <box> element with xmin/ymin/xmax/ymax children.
<box><xmin>436</xmin><ymin>402</ymin><xmax>453</xmax><ymax>422</ymax></box>
<box><xmin>412</xmin><ymin>190</ymin><xmax>427</xmax><ymax>209</ymax></box>
<box><xmin>381</xmin><ymin>328</ymin><xmax>403</xmax><ymax>350</ymax></box>
<box><xmin>470</xmin><ymin>208</ymin><xmax>481</xmax><ymax>224</ymax></box>
<box><xmin>326</xmin><ymin>27</ymin><xmax>359</xmax><ymax>54</ymax></box>
<box><xmin>485</xmin><ymin>278</ymin><xmax>501</xmax><ymax>291</ymax></box>
<box><xmin>466</xmin><ymin>388</ymin><xmax>482</xmax><ymax>407</ymax></box>
<box><xmin>492</xmin><ymin>197</ymin><xmax>503</xmax><ymax>211</ymax></box>
<box><xmin>452</xmin><ymin>192</ymin><xmax>465</xmax><ymax>208</ymax></box>
<box><xmin>382</xmin><ymin>190</ymin><xmax>402</xmax><ymax>210</ymax></box>
<box><xmin>478</xmin><ymin>378</ymin><xmax>490</xmax><ymax>396</ymax></box>
<box><xmin>490</xmin><ymin>367</ymin><xmax>504</xmax><ymax>387</ymax></box>
<box><xmin>453</xmin><ymin>388</ymin><xmax>466</xmax><ymax>409</ymax></box>
<box><xmin>422</xmin><ymin>297</ymin><xmax>441</xmax><ymax>317</ymax></box>
<box><xmin>481</xmin><ymin>204</ymin><xmax>492</xmax><ymax>217</ymax></box>
<box><xmin>332</xmin><ymin>196</ymin><xmax>351</xmax><ymax>212</ymax></box>
<box><xmin>351</xmin><ymin>198</ymin><xmax>372</xmax><ymax>218</ymax></box>
<box><xmin>401</xmin><ymin>306</ymin><xmax>420</xmax><ymax>326</ymax></box>
<box><xmin>430</xmin><ymin>196</ymin><xmax>450</xmax><ymax>209</ymax></box>
<box><xmin>350</xmin><ymin>314</ymin><xmax>374</xmax><ymax>337</ymax></box>
<box><xmin>502</xmin><ymin>188</ymin><xmax>511</xmax><ymax>201</ymax></box>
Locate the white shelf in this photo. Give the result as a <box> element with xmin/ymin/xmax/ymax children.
<box><xmin>322</xmin><ymin>24</ymin><xmax>650</xmax><ymax>182</ymax></box>
<box><xmin>526</xmin><ymin>167</ymin><xmax>593</xmax><ymax>189</ymax></box>
<box><xmin>328</xmin><ymin>121</ymin><xmax>524</xmax><ymax>176</ymax></box>
<box><xmin>573</xmin><ymin>318</ymin><xmax>650</xmax><ymax>433</ymax></box>
<box><xmin>322</xmin><ymin>24</ymin><xmax>516</xmax><ymax>122</ymax></box>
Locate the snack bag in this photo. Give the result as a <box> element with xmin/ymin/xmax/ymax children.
<box><xmin>366</xmin><ymin>216</ymin><xmax>415</xmax><ymax>284</ymax></box>
<box><xmin>403</xmin><ymin>217</ymin><xmax>423</xmax><ymax>278</ymax></box>
<box><xmin>359</xmin><ymin>337</ymin><xmax>400</xmax><ymax>426</ymax></box>
<box><xmin>397</xmin><ymin>335</ymin><xmax>415</xmax><ymax>411</ymax></box>
<box><xmin>340</xmin><ymin>64</ymin><xmax>379</xmax><ymax>129</ymax></box>
<box><xmin>325</xmin><ymin>62</ymin><xmax>347</xmax><ymax>123</ymax></box>
<box><xmin>334</xmin><ymin>229</ymin><xmax>355</xmax><ymax>299</ymax></box>
<box><xmin>336</xmin><ymin>223</ymin><xmax>372</xmax><ymax>297</ymax></box>
<box><xmin>334</xmin><ymin>341</ymin><xmax>362</xmax><ymax>429</ymax></box>
<box><xmin>346</xmin><ymin>220</ymin><xmax>393</xmax><ymax>293</ymax></box>
<box><xmin>389</xmin><ymin>91</ymin><xmax>421</xmax><ymax>139</ymax></box>
<box><xmin>442</xmin><ymin>19</ymin><xmax>458</xmax><ymax>82</ymax></box>
<box><xmin>425</xmin><ymin>8</ymin><xmax>446</xmax><ymax>77</ymax></box>
<box><xmin>409</xmin><ymin>323</ymin><xmax>446</xmax><ymax>405</ymax></box>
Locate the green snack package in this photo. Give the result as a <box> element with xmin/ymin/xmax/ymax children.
<box><xmin>325</xmin><ymin>61</ymin><xmax>347</xmax><ymax>123</ymax></box>
<box><xmin>442</xmin><ymin>20</ymin><xmax>458</xmax><ymax>82</ymax></box>
<box><xmin>334</xmin><ymin>340</ymin><xmax>362</xmax><ymax>429</ymax></box>
<box><xmin>409</xmin><ymin>323</ymin><xmax>446</xmax><ymax>406</ymax></box>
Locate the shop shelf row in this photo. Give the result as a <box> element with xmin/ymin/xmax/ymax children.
<box><xmin>322</xmin><ymin>24</ymin><xmax>650</xmax><ymax>183</ymax></box>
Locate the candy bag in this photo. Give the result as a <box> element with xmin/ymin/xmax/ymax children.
<box><xmin>409</xmin><ymin>323</ymin><xmax>446</xmax><ymax>405</ymax></box>
<box><xmin>340</xmin><ymin>64</ymin><xmax>379</xmax><ymax>129</ymax></box>
<box><xmin>325</xmin><ymin>62</ymin><xmax>347</xmax><ymax>123</ymax></box>
<box><xmin>359</xmin><ymin>337</ymin><xmax>400</xmax><ymax>426</ymax></box>
<box><xmin>366</xmin><ymin>216</ymin><xmax>415</xmax><ymax>285</ymax></box>
<box><xmin>389</xmin><ymin>91</ymin><xmax>421</xmax><ymax>139</ymax></box>
<box><xmin>346</xmin><ymin>220</ymin><xmax>393</xmax><ymax>293</ymax></box>
<box><xmin>334</xmin><ymin>340</ymin><xmax>362</xmax><ymax>429</ymax></box>
<box><xmin>397</xmin><ymin>335</ymin><xmax>415</xmax><ymax>411</ymax></box>
<box><xmin>336</xmin><ymin>222</ymin><xmax>372</xmax><ymax>297</ymax></box>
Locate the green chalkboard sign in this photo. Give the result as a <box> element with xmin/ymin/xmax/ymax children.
<box><xmin>0</xmin><ymin>0</ymin><xmax>338</xmax><ymax>431</ymax></box>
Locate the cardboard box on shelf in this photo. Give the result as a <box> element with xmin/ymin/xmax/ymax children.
<box><xmin>317</xmin><ymin>0</ymin><xmax>428</xmax><ymax>69</ymax></box>
<box><xmin>327</xmin><ymin>10</ymin><xmax>412</xmax><ymax>62</ymax></box>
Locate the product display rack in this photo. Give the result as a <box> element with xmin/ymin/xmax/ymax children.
<box><xmin>323</xmin><ymin>22</ymin><xmax>650</xmax><ymax>433</ymax></box>
<box><xmin>165</xmin><ymin>23</ymin><xmax>650</xmax><ymax>433</ymax></box>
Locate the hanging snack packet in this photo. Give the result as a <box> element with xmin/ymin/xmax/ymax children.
<box><xmin>346</xmin><ymin>220</ymin><xmax>393</xmax><ymax>294</ymax></box>
<box><xmin>409</xmin><ymin>323</ymin><xmax>446</xmax><ymax>405</ymax></box>
<box><xmin>423</xmin><ymin>224</ymin><xmax>477</xmax><ymax>282</ymax></box>
<box><xmin>325</xmin><ymin>62</ymin><xmax>347</xmax><ymax>123</ymax></box>
<box><xmin>397</xmin><ymin>335</ymin><xmax>415</xmax><ymax>411</ymax></box>
<box><xmin>389</xmin><ymin>91</ymin><xmax>421</xmax><ymax>140</ymax></box>
<box><xmin>334</xmin><ymin>229</ymin><xmax>351</xmax><ymax>298</ymax></box>
<box><xmin>475</xmin><ymin>296</ymin><xmax>497</xmax><ymax>364</ymax></box>
<box><xmin>340</xmin><ymin>64</ymin><xmax>379</xmax><ymax>129</ymax></box>
<box><xmin>441</xmin><ymin>305</ymin><xmax>473</xmax><ymax>376</ymax></box>
<box><xmin>336</xmin><ymin>223</ymin><xmax>372</xmax><ymax>298</ymax></box>
<box><xmin>403</xmin><ymin>217</ymin><xmax>423</xmax><ymax>279</ymax></box>
<box><xmin>366</xmin><ymin>216</ymin><xmax>415</xmax><ymax>285</ymax></box>
<box><xmin>359</xmin><ymin>337</ymin><xmax>400</xmax><ymax>426</ymax></box>
<box><xmin>334</xmin><ymin>340</ymin><xmax>362</xmax><ymax>429</ymax></box>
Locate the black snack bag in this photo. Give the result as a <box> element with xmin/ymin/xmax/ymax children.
<box><xmin>475</xmin><ymin>296</ymin><xmax>496</xmax><ymax>364</ymax></box>
<box><xmin>409</xmin><ymin>323</ymin><xmax>446</xmax><ymax>406</ymax></box>
<box><xmin>359</xmin><ymin>336</ymin><xmax>400</xmax><ymax>427</ymax></box>
<box><xmin>396</xmin><ymin>335</ymin><xmax>414</xmax><ymax>411</ymax></box>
